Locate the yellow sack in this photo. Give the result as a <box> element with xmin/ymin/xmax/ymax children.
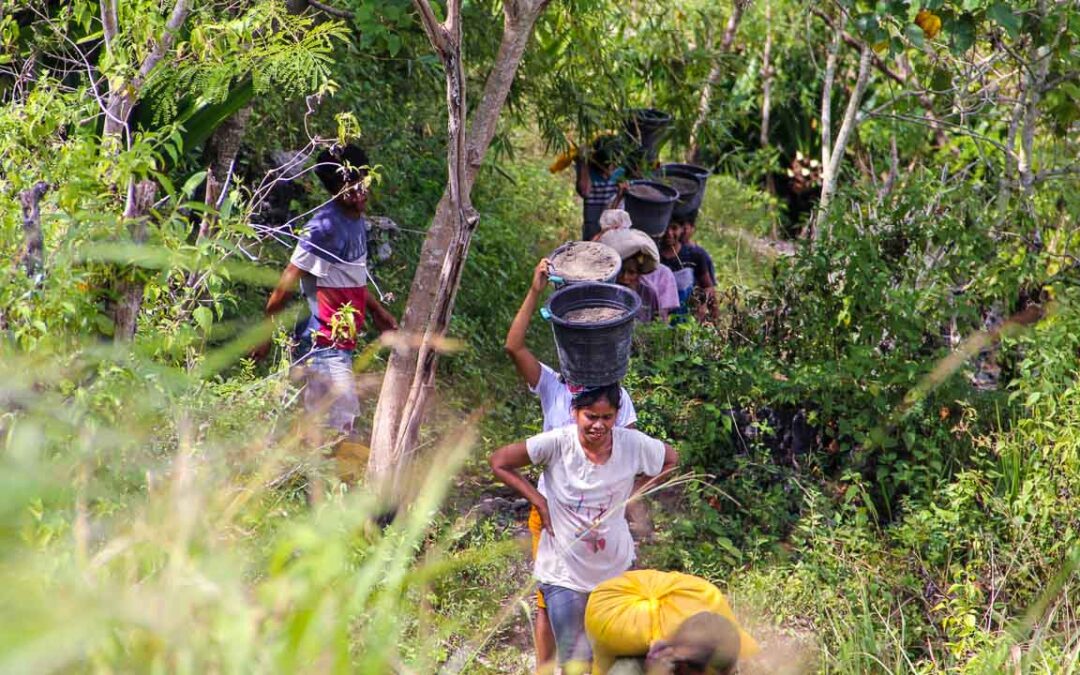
<box><xmin>549</xmin><ymin>145</ymin><xmax>578</xmax><ymax>173</ymax></box>
<box><xmin>585</xmin><ymin>570</ymin><xmax>759</xmax><ymax>674</ymax></box>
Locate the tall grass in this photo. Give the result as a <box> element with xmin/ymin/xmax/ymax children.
<box><xmin>0</xmin><ymin>335</ymin><xmax>528</xmax><ymax>673</ymax></box>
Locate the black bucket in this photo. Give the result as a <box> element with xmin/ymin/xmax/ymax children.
<box><xmin>625</xmin><ymin>108</ymin><xmax>673</xmax><ymax>163</ymax></box>
<box><xmin>655</xmin><ymin>165</ymin><xmax>708</xmax><ymax>219</ymax></box>
<box><xmin>544</xmin><ymin>282</ymin><xmax>641</xmax><ymax>386</ymax></box>
<box><xmin>623</xmin><ymin>180</ymin><xmax>679</xmax><ymax>237</ymax></box>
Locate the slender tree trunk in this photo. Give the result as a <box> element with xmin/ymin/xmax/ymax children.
<box><xmin>760</xmin><ymin>0</ymin><xmax>775</xmax><ymax>204</ymax></box>
<box><xmin>111</xmin><ymin>180</ymin><xmax>158</xmax><ymax>341</ymax></box>
<box><xmin>687</xmin><ymin>0</ymin><xmax>749</xmax><ymax>163</ymax></box>
<box><xmin>367</xmin><ymin>0</ymin><xmax>551</xmax><ymax>486</ymax></box>
<box><xmin>98</xmin><ymin>0</ymin><xmax>192</xmax><ymax>340</ymax></box>
<box><xmin>815</xmin><ymin>45</ymin><xmax>873</xmax><ymax>234</ymax></box>
<box><xmin>820</xmin><ymin>31</ymin><xmax>840</xmax><ymax>178</ymax></box>
<box><xmin>18</xmin><ymin>181</ymin><xmax>49</xmax><ymax>279</ymax></box>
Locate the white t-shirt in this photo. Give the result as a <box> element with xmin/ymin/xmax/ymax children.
<box><xmin>530</xmin><ymin>362</ymin><xmax>638</xmax><ymax>498</ymax></box>
<box><xmin>531</xmin><ymin>363</ymin><xmax>637</xmax><ymax>431</ymax></box>
<box><xmin>526</xmin><ymin>426</ymin><xmax>666</xmax><ymax>592</ymax></box>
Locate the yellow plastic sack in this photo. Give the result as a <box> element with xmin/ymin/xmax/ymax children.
<box><xmin>549</xmin><ymin>145</ymin><xmax>578</xmax><ymax>173</ymax></box>
<box><xmin>585</xmin><ymin>570</ymin><xmax>759</xmax><ymax>674</ymax></box>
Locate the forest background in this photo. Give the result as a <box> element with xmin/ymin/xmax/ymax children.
<box><xmin>1</xmin><ymin>0</ymin><xmax>1078</xmax><ymax>672</ymax></box>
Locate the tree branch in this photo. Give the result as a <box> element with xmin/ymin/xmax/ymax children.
<box><xmin>307</xmin><ymin>0</ymin><xmax>353</xmax><ymax>19</ymax></box>
<box><xmin>818</xmin><ymin>45</ymin><xmax>873</xmax><ymax>219</ymax></box>
<box><xmin>100</xmin><ymin>0</ymin><xmax>119</xmax><ymax>49</ymax></box>
<box><xmin>412</xmin><ymin>0</ymin><xmax>452</xmax><ymax>54</ymax></box>
<box><xmin>812</xmin><ymin>8</ymin><xmax>904</xmax><ymax>85</ymax></box>
<box><xmin>137</xmin><ymin>0</ymin><xmax>192</xmax><ymax>82</ymax></box>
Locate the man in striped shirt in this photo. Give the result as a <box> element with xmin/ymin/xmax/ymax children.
<box><xmin>576</xmin><ymin>135</ymin><xmax>626</xmax><ymax>240</ymax></box>
<box><xmin>256</xmin><ymin>145</ymin><xmax>398</xmax><ymax>436</ymax></box>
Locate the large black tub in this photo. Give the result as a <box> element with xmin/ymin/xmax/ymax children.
<box><xmin>623</xmin><ymin>180</ymin><xmax>679</xmax><ymax>236</ymax></box>
<box><xmin>544</xmin><ymin>282</ymin><xmax>641</xmax><ymax>386</ymax></box>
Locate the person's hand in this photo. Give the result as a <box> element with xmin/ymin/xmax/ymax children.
<box><xmin>374</xmin><ymin>308</ymin><xmax>399</xmax><ymax>333</ymax></box>
<box><xmin>530</xmin><ymin>259</ymin><xmax>551</xmax><ymax>293</ymax></box>
<box><xmin>249</xmin><ymin>341</ymin><xmax>271</xmax><ymax>362</ymax></box>
<box><xmin>534</xmin><ymin>496</ymin><xmax>554</xmax><ymax>536</ymax></box>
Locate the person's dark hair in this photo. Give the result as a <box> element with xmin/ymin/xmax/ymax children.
<box><xmin>315</xmin><ymin>144</ymin><xmax>369</xmax><ymax>196</ymax></box>
<box><xmin>676</xmin><ymin>210</ymin><xmax>698</xmax><ymax>227</ymax></box>
<box><xmin>589</xmin><ymin>134</ymin><xmax>623</xmax><ymax>171</ymax></box>
<box><xmin>570</xmin><ymin>383</ymin><xmax>622</xmax><ymax>411</ymax></box>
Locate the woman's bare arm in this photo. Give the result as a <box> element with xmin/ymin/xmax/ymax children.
<box><xmin>503</xmin><ymin>260</ymin><xmax>549</xmax><ymax>388</ymax></box>
<box><xmin>490</xmin><ymin>442</ymin><xmax>552</xmax><ymax>534</ymax></box>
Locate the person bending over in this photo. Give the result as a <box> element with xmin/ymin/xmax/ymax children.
<box><xmin>505</xmin><ymin>258</ymin><xmax>639</xmax><ymax>672</ymax></box>
<box><xmin>608</xmin><ymin>612</ymin><xmax>742</xmax><ymax>675</ymax></box>
<box><xmin>490</xmin><ymin>385</ymin><xmax>678</xmax><ymax>672</ymax></box>
<box><xmin>585</xmin><ymin>570</ymin><xmax>759</xmax><ymax>674</ymax></box>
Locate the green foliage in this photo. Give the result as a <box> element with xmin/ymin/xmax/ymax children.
<box><xmin>2</xmin><ymin>0</ymin><xmax>1079</xmax><ymax>671</ymax></box>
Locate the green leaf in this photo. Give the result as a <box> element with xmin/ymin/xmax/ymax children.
<box><xmin>386</xmin><ymin>33</ymin><xmax>402</xmax><ymax>57</ymax></box>
<box><xmin>182</xmin><ymin>170</ymin><xmax>208</xmax><ymax>198</ymax></box>
<box><xmin>948</xmin><ymin>15</ymin><xmax>976</xmax><ymax>53</ymax></box>
<box><xmin>905</xmin><ymin>24</ymin><xmax>926</xmax><ymax>48</ymax></box>
<box><xmin>987</xmin><ymin>3</ymin><xmax>1020</xmax><ymax>39</ymax></box>
<box><xmin>193</xmin><ymin>306</ymin><xmax>213</xmax><ymax>333</ymax></box>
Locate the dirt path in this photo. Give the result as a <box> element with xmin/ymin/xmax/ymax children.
<box><xmin>721</xmin><ymin>227</ymin><xmax>796</xmax><ymax>258</ymax></box>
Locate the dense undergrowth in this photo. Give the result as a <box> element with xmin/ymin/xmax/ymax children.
<box><xmin>4</xmin><ymin>147</ymin><xmax>1080</xmax><ymax>673</ymax></box>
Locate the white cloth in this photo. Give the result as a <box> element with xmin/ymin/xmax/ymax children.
<box><xmin>599</xmin><ymin>228</ymin><xmax>660</xmax><ymax>274</ymax></box>
<box><xmin>599</xmin><ymin>209</ymin><xmax>632</xmax><ymax>233</ymax></box>
<box><xmin>531</xmin><ymin>363</ymin><xmax>637</xmax><ymax>431</ymax></box>
<box><xmin>527</xmin><ymin>426</ymin><xmax>666</xmax><ymax>592</ymax></box>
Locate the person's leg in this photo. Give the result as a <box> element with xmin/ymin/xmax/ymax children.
<box><xmin>303</xmin><ymin>347</ymin><xmax>360</xmax><ymax>436</ymax></box>
<box><xmin>537</xmin><ymin>583</ymin><xmax>592</xmax><ymax>669</ymax></box>
<box><xmin>303</xmin><ymin>348</ymin><xmax>360</xmax><ymax>498</ymax></box>
<box><xmin>535</xmin><ymin>606</ymin><xmax>556</xmax><ymax>673</ymax></box>
<box><xmin>529</xmin><ymin>508</ymin><xmax>557</xmax><ymax>671</ymax></box>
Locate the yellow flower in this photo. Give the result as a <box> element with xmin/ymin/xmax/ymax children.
<box><xmin>915</xmin><ymin>10</ymin><xmax>942</xmax><ymax>39</ymax></box>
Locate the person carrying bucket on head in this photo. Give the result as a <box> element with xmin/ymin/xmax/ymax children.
<box><xmin>594</xmin><ymin>209</ymin><xmax>679</xmax><ymax>322</ymax></box>
<box><xmin>490</xmin><ymin>385</ymin><xmax>679</xmax><ymax>673</ymax></box>
<box><xmin>659</xmin><ymin>215</ymin><xmax>718</xmax><ymax>323</ymax></box>
<box><xmin>595</xmin><ymin>221</ymin><xmax>664</xmax><ymax>323</ymax></box>
<box><xmin>505</xmin><ymin>258</ymin><xmax>640</xmax><ymax>672</ymax></box>
<box><xmin>576</xmin><ymin>134</ymin><xmax>628</xmax><ymax>241</ymax></box>
<box><xmin>585</xmin><ymin>570</ymin><xmax>760</xmax><ymax>674</ymax></box>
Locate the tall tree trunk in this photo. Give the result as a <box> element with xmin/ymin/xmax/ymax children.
<box><xmin>111</xmin><ymin>180</ymin><xmax>158</xmax><ymax>341</ymax></box>
<box><xmin>814</xmin><ymin>45</ymin><xmax>873</xmax><ymax>236</ymax></box>
<box><xmin>18</xmin><ymin>181</ymin><xmax>49</xmax><ymax>279</ymax></box>
<box><xmin>368</xmin><ymin>0</ymin><xmax>551</xmax><ymax>487</ymax></box>
<box><xmin>98</xmin><ymin>0</ymin><xmax>192</xmax><ymax>340</ymax></box>
<box><xmin>759</xmin><ymin>0</ymin><xmax>775</xmax><ymax>202</ymax></box>
<box><xmin>687</xmin><ymin>0</ymin><xmax>749</xmax><ymax>163</ymax></box>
